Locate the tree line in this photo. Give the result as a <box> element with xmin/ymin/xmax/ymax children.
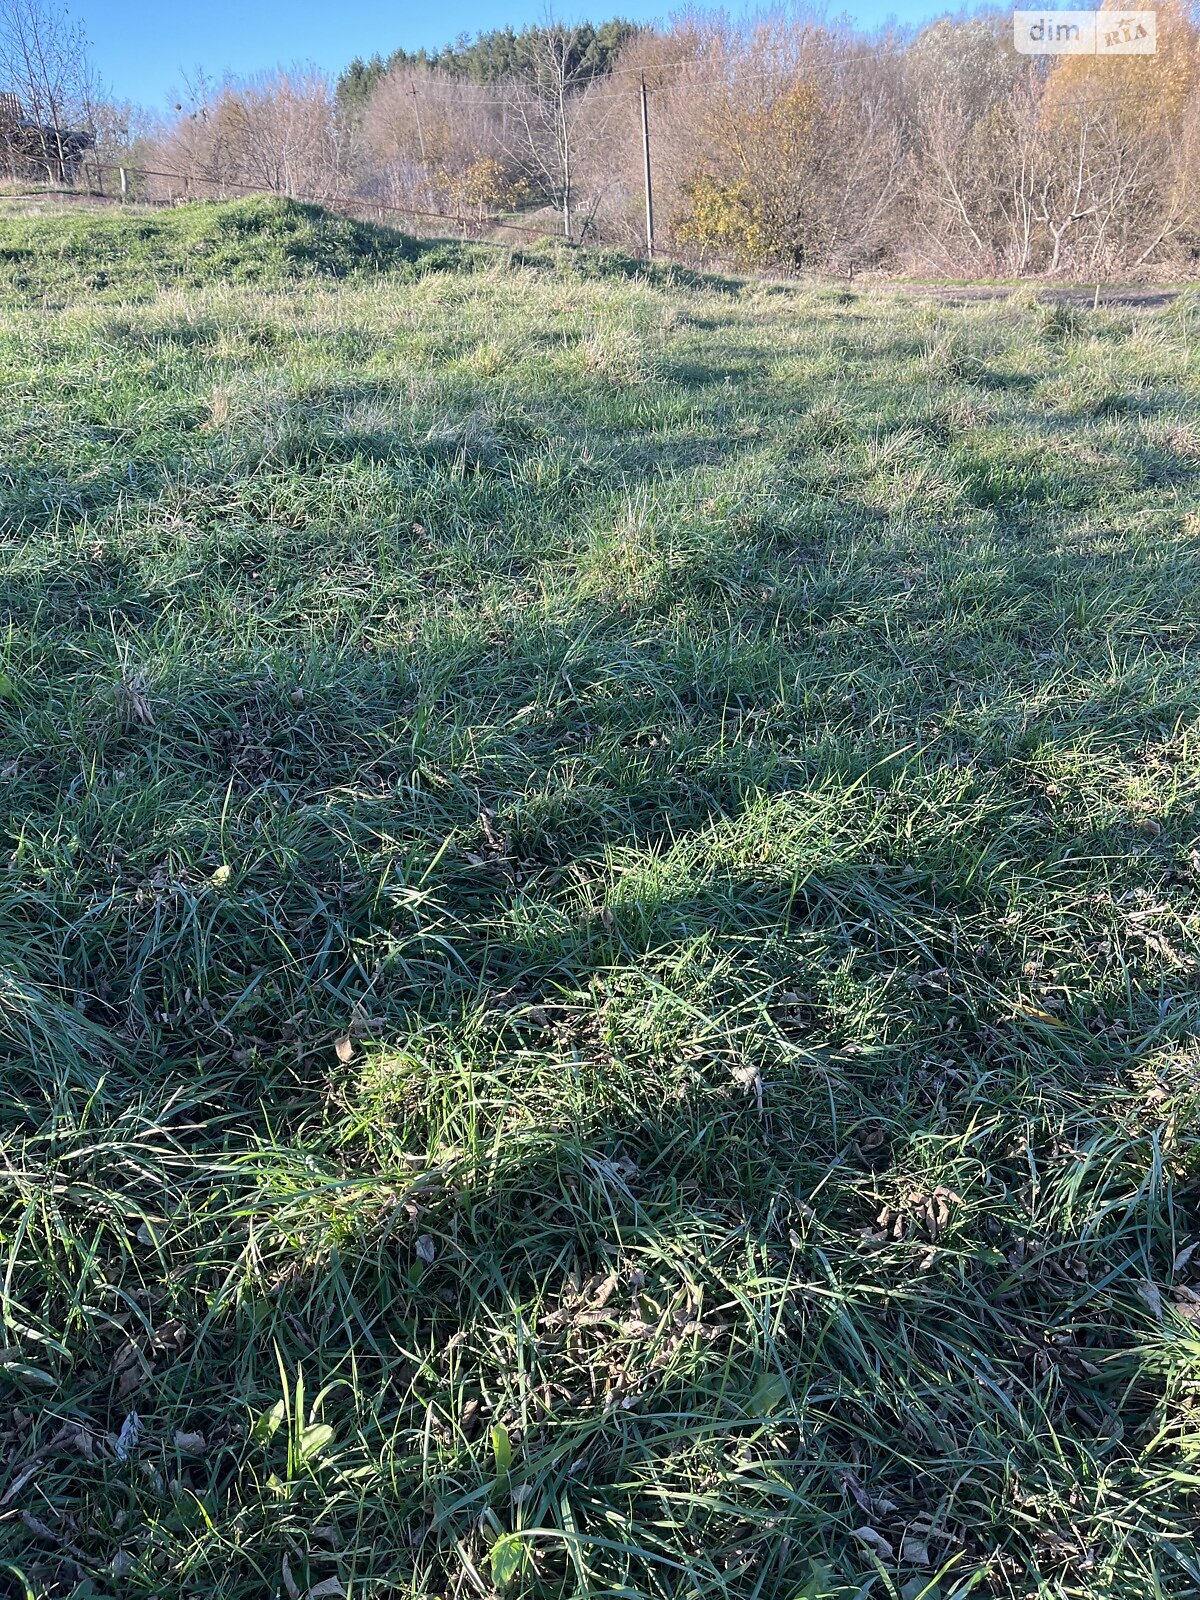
<box><xmin>336</xmin><ymin>21</ymin><xmax>639</xmax><ymax>114</ymax></box>
<box><xmin>6</xmin><ymin>2</ymin><xmax>1200</xmax><ymax>278</ymax></box>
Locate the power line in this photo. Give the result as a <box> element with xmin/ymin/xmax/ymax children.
<box><xmin>357</xmin><ymin>50</ymin><xmax>1184</xmax><ymax>108</ymax></box>
<box><xmin>366</xmin><ymin>49</ymin><xmax>908</xmax><ymax>105</ymax></box>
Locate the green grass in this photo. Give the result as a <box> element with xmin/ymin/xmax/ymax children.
<box><xmin>0</xmin><ymin>196</ymin><xmax>472</xmax><ymax>305</ymax></box>
<box><xmin>1</xmin><ymin>198</ymin><xmax>1199</xmax><ymax>1600</ymax></box>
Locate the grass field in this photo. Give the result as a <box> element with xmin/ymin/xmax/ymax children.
<box><xmin>2</xmin><ymin>198</ymin><xmax>1199</xmax><ymax>1600</ymax></box>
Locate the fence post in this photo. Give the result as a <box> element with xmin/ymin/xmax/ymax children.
<box><xmin>640</xmin><ymin>73</ymin><xmax>655</xmax><ymax>260</ymax></box>
<box><xmin>119</xmin><ymin>166</ymin><xmax>128</xmax><ymax>200</ymax></box>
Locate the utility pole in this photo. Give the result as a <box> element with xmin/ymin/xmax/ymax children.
<box><xmin>411</xmin><ymin>86</ymin><xmax>427</xmax><ymax>165</ymax></box>
<box><xmin>640</xmin><ymin>72</ymin><xmax>654</xmax><ymax>260</ymax></box>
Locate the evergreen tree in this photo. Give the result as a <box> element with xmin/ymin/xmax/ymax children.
<box><xmin>336</xmin><ymin>18</ymin><xmax>641</xmax><ymax>109</ymax></box>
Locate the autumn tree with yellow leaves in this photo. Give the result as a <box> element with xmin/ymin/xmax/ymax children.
<box><xmin>1033</xmin><ymin>0</ymin><xmax>1200</xmax><ymax>270</ymax></box>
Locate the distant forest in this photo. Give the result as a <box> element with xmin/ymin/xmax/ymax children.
<box><xmin>336</xmin><ymin>20</ymin><xmax>641</xmax><ymax>112</ymax></box>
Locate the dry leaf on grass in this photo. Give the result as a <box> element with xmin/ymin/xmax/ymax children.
<box><xmin>853</xmin><ymin>1526</ymin><xmax>895</xmax><ymax>1559</ymax></box>
<box><xmin>0</xmin><ymin>1422</ymin><xmax>99</xmax><ymax>1506</ymax></box>
<box><xmin>836</xmin><ymin>1468</ymin><xmax>873</xmax><ymax>1513</ymax></box>
<box><xmin>111</xmin><ymin>1337</ymin><xmax>152</xmax><ymax>1397</ymax></box>
<box><xmin>901</xmin><ymin>1533</ymin><xmax>931</xmax><ymax>1566</ymax></box>
<box><xmin>732</xmin><ymin>1062</ymin><xmax>764</xmax><ymax>1112</ymax></box>
<box><xmin>20</xmin><ymin>1511</ymin><xmax>89</xmax><ymax>1563</ymax></box>
<box><xmin>282</xmin><ymin>1555</ymin><xmax>300</xmax><ymax>1600</ymax></box>
<box><xmin>1137</xmin><ymin>1279</ymin><xmax>1164</xmax><ymax>1322</ymax></box>
<box><xmin>1172</xmin><ymin>1241</ymin><xmax>1197</xmax><ymax>1276</ymax></box>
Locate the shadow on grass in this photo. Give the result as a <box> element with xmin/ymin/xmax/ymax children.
<box><xmin>3</xmin><ymin>273</ymin><xmax>1200</xmax><ymax>1598</ymax></box>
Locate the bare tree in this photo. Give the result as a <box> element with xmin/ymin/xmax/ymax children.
<box><xmin>0</xmin><ymin>0</ymin><xmax>94</xmax><ymax>180</ymax></box>
<box><xmin>904</xmin><ymin>16</ymin><xmax>1030</xmax><ymax>274</ymax></box>
<box><xmin>155</xmin><ymin>69</ymin><xmax>354</xmax><ymax>202</ymax></box>
<box><xmin>503</xmin><ymin>23</ymin><xmax>597</xmax><ymax>238</ymax></box>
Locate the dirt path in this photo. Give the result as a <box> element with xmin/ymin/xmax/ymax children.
<box><xmin>872</xmin><ymin>280</ymin><xmax>1184</xmax><ymax>310</ymax></box>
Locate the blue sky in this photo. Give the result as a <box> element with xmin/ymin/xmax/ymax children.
<box><xmin>81</xmin><ymin>0</ymin><xmax>950</xmax><ymax>110</ymax></box>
